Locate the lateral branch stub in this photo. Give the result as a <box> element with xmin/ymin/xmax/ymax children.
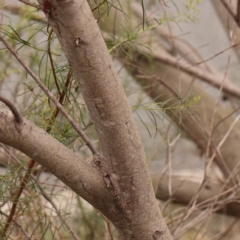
<box><xmin>0</xmin><ymin>96</ymin><xmax>22</xmax><ymax>124</ymax></box>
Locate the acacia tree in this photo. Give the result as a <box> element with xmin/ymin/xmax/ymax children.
<box><xmin>2</xmin><ymin>0</ymin><xmax>240</xmax><ymax>239</ymax></box>
<box><xmin>0</xmin><ymin>0</ymin><xmax>173</xmax><ymax>239</ymax></box>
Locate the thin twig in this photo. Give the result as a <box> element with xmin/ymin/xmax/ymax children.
<box><xmin>48</xmin><ymin>29</ymin><xmax>61</xmax><ymax>96</ymax></box>
<box><xmin>187</xmin><ymin>43</ymin><xmax>239</xmax><ymax>68</ymax></box>
<box><xmin>237</xmin><ymin>0</ymin><xmax>240</xmax><ymax>25</ymax></box>
<box><xmin>46</xmin><ymin>70</ymin><xmax>73</xmax><ymax>132</ymax></box>
<box><xmin>18</xmin><ymin>0</ymin><xmax>40</xmax><ymax>9</ymax></box>
<box><xmin>0</xmin><ymin>210</ymin><xmax>31</xmax><ymax>240</ymax></box>
<box><xmin>214</xmin><ymin>217</ymin><xmax>238</xmax><ymax>240</ymax></box>
<box><xmin>36</xmin><ymin>183</ymin><xmax>80</xmax><ymax>240</ymax></box>
<box><xmin>0</xmin><ymin>143</ymin><xmax>21</xmax><ymax>165</ymax></box>
<box><xmin>111</xmin><ymin>32</ymin><xmax>240</xmax><ymax>99</ymax></box>
<box><xmin>91</xmin><ymin>0</ymin><xmax>107</xmax><ymax>12</ymax></box>
<box><xmin>206</xmin><ymin>52</ymin><xmax>231</xmax><ymax>157</ymax></box>
<box><xmin>96</xmin><ymin>210</ymin><xmax>114</xmax><ymax>240</ymax></box>
<box><xmin>0</xmin><ymin>35</ymin><xmax>98</xmax><ymax>155</ymax></box>
<box><xmin>117</xmin><ymin>58</ymin><xmax>179</xmax><ymax>97</ymax></box>
<box><xmin>1</xmin><ymin>3</ymin><xmax>96</xmax><ymax>238</ymax></box>
<box><xmin>217</xmin><ymin>114</ymin><xmax>240</xmax><ymax>150</ymax></box>
<box><xmin>0</xmin><ymin>159</ymin><xmax>35</xmax><ymax>238</ymax></box>
<box><xmin>220</xmin><ymin>0</ymin><xmax>237</xmax><ymax>21</ymax></box>
<box><xmin>0</xmin><ymin>96</ymin><xmax>22</xmax><ymax>123</ymax></box>
<box><xmin>212</xmin><ymin>105</ymin><xmax>240</xmax><ymax>136</ymax></box>
<box><xmin>0</xmin><ymin>65</ymin><xmax>76</xmax><ymax>238</ymax></box>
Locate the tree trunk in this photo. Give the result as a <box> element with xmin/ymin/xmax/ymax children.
<box><xmin>35</xmin><ymin>0</ymin><xmax>173</xmax><ymax>239</ymax></box>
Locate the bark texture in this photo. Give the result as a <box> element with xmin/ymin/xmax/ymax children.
<box><xmin>0</xmin><ymin>107</ymin><xmax>109</xmax><ymax>209</ymax></box>
<box><xmin>98</xmin><ymin>0</ymin><xmax>240</xmax><ymax>218</ymax></box>
<box><xmin>97</xmin><ymin>0</ymin><xmax>240</xmax><ymax>181</ymax></box>
<box><xmin>36</xmin><ymin>0</ymin><xmax>173</xmax><ymax>239</ymax></box>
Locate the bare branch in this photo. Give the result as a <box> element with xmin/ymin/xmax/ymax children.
<box><xmin>155</xmin><ymin>174</ymin><xmax>240</xmax><ymax>217</ymax></box>
<box><xmin>0</xmin><ymin>96</ymin><xmax>22</xmax><ymax>124</ymax></box>
<box><xmin>237</xmin><ymin>0</ymin><xmax>240</xmax><ymax>25</ymax></box>
<box><xmin>0</xmin><ymin>107</ymin><xmax>106</xmax><ymax>210</ymax></box>
<box><xmin>143</xmin><ymin>43</ymin><xmax>240</xmax><ymax>100</ymax></box>
<box><xmin>220</xmin><ymin>0</ymin><xmax>237</xmax><ymax>23</ymax></box>
<box><xmin>212</xmin><ymin>0</ymin><xmax>240</xmax><ymax>61</ymax></box>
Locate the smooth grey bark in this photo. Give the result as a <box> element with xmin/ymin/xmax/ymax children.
<box><xmin>0</xmin><ymin>107</ymin><xmax>109</xmax><ymax>208</ymax></box>
<box><xmin>34</xmin><ymin>0</ymin><xmax>173</xmax><ymax>239</ymax></box>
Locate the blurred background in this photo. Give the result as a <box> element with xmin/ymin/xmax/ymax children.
<box><xmin>1</xmin><ymin>0</ymin><xmax>240</xmax><ymax>239</ymax></box>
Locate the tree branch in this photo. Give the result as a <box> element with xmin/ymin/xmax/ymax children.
<box><xmin>155</xmin><ymin>174</ymin><xmax>240</xmax><ymax>217</ymax></box>
<box><xmin>0</xmin><ymin>35</ymin><xmax>98</xmax><ymax>155</ymax></box>
<box><xmin>0</xmin><ymin>107</ymin><xmax>108</xmax><ymax>211</ymax></box>
<box><xmin>35</xmin><ymin>0</ymin><xmax>172</xmax><ymax>238</ymax></box>
<box><xmin>212</xmin><ymin>0</ymin><xmax>240</xmax><ymax>61</ymax></box>
<box><xmin>0</xmin><ymin>96</ymin><xmax>22</xmax><ymax>124</ymax></box>
<box><xmin>125</xmin><ymin>54</ymin><xmax>240</xmax><ymax>179</ymax></box>
<box><xmin>142</xmin><ymin>42</ymin><xmax>240</xmax><ymax>100</ymax></box>
<box><xmin>131</xmin><ymin>1</ymin><xmax>236</xmax><ymax>96</ymax></box>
